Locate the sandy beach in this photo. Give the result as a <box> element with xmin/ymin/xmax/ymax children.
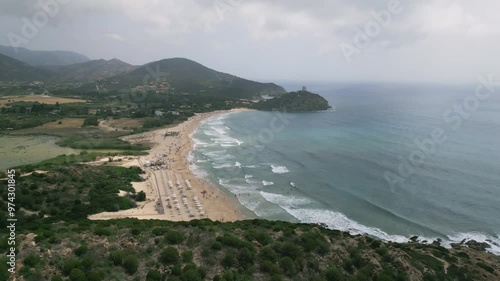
<box><xmin>88</xmin><ymin>109</ymin><xmax>250</xmax><ymax>222</ymax></box>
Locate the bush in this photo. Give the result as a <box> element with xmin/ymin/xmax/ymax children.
<box><xmin>278</xmin><ymin>242</ymin><xmax>302</xmax><ymax>259</ymax></box>
<box><xmin>222</xmin><ymin>251</ymin><xmax>237</xmax><ymax>268</ymax></box>
<box><xmin>24</xmin><ymin>254</ymin><xmax>41</xmax><ymax>267</ymax></box>
<box><xmin>325</xmin><ymin>266</ymin><xmax>344</xmax><ymax>281</ymax></box>
<box><xmin>69</xmin><ymin>268</ymin><xmax>86</xmax><ymax>281</ymax></box>
<box><xmin>152</xmin><ymin>227</ymin><xmax>166</xmax><ymax>236</ymax></box>
<box><xmin>74</xmin><ymin>245</ymin><xmax>88</xmax><ymax>256</ymax></box>
<box><xmin>63</xmin><ymin>258</ymin><xmax>82</xmax><ymax>275</ymax></box>
<box><xmin>146</xmin><ymin>270</ymin><xmax>162</xmax><ymax>281</ymax></box>
<box><xmin>160</xmin><ymin>247</ymin><xmax>179</xmax><ymax>265</ymax></box>
<box><xmin>211</xmin><ymin>241</ymin><xmax>222</xmax><ymax>251</ymax></box>
<box><xmin>260</xmin><ymin>260</ymin><xmax>282</xmax><ymax>275</ymax></box>
<box><xmin>109</xmin><ymin>250</ymin><xmax>126</xmax><ymax>266</ymax></box>
<box><xmin>123</xmin><ymin>254</ymin><xmax>139</xmax><ymax>275</ymax></box>
<box><xmin>259</xmin><ymin>246</ymin><xmax>278</xmax><ymax>262</ymax></box>
<box><xmin>165</xmin><ymin>230</ymin><xmax>185</xmax><ymax>244</ymax></box>
<box><xmin>237</xmin><ymin>248</ymin><xmax>254</xmax><ymax>269</ymax></box>
<box><xmin>136</xmin><ymin>191</ymin><xmax>146</xmax><ymax>201</ymax></box>
<box><xmin>83</xmin><ymin>116</ymin><xmax>99</xmax><ymax>126</ymax></box>
<box><xmin>278</xmin><ymin>257</ymin><xmax>296</xmax><ymax>276</ymax></box>
<box><xmin>182</xmin><ymin>251</ymin><xmax>193</xmax><ymax>263</ymax></box>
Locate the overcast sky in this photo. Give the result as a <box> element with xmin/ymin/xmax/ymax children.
<box><xmin>1</xmin><ymin>0</ymin><xmax>499</xmax><ymax>83</ymax></box>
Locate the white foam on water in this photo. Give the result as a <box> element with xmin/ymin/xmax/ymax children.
<box><xmin>446</xmin><ymin>232</ymin><xmax>500</xmax><ymax>255</ymax></box>
<box><xmin>258</xmin><ymin>191</ymin><xmax>500</xmax><ymax>254</ymax></box>
<box><xmin>202</xmin><ymin>150</ymin><xmax>233</xmax><ymax>161</ymax></box>
<box><xmin>221</xmin><ymin>143</ymin><xmax>238</xmax><ymax>147</ymax></box>
<box><xmin>213</xmin><ymin>163</ymin><xmax>233</xmax><ymax>169</ymax></box>
<box><xmin>235</xmin><ymin>162</ymin><xmax>242</xmax><ymax>168</ymax></box>
<box><xmin>260</xmin><ymin>192</ymin><xmax>314</xmax><ymax>206</ymax></box>
<box><xmin>203</xmin><ymin>130</ymin><xmax>220</xmax><ymax>137</ymax></box>
<box><xmin>188</xmin><ymin>152</ymin><xmax>209</xmax><ymax>178</ymax></box>
<box><xmin>244</xmin><ymin>165</ymin><xmax>259</xmax><ymax>168</ymax></box>
<box><xmin>290</xmin><ymin>182</ymin><xmax>296</xmax><ymax>187</ymax></box>
<box><xmin>259</xmin><ymin>191</ymin><xmax>412</xmax><ymax>243</ymax></box>
<box><xmin>262</xmin><ymin>181</ymin><xmax>274</xmax><ymax>186</ymax></box>
<box><xmin>271</xmin><ymin>165</ymin><xmax>290</xmax><ymax>174</ymax></box>
<box><xmin>245</xmin><ymin>175</ymin><xmax>253</xmax><ymax>179</ymax></box>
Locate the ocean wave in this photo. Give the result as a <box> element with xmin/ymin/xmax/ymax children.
<box><xmin>258</xmin><ymin>191</ymin><xmax>500</xmax><ymax>255</ymax></box>
<box><xmin>213</xmin><ymin>163</ymin><xmax>233</xmax><ymax>169</ymax></box>
<box><xmin>245</xmin><ymin>175</ymin><xmax>253</xmax><ymax>179</ymax></box>
<box><xmin>290</xmin><ymin>182</ymin><xmax>296</xmax><ymax>187</ymax></box>
<box><xmin>262</xmin><ymin>181</ymin><xmax>274</xmax><ymax>186</ymax></box>
<box><xmin>259</xmin><ymin>193</ymin><xmax>414</xmax><ymax>242</ymax></box>
<box><xmin>192</xmin><ymin>137</ymin><xmax>209</xmax><ymax>148</ymax></box>
<box><xmin>235</xmin><ymin>162</ymin><xmax>242</xmax><ymax>168</ymax></box>
<box><xmin>271</xmin><ymin>165</ymin><xmax>290</xmax><ymax>174</ymax></box>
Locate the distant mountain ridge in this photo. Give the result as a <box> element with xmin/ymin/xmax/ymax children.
<box><xmin>0</xmin><ymin>44</ymin><xmax>90</xmax><ymax>66</ymax></box>
<box><xmin>41</xmin><ymin>58</ymin><xmax>137</xmax><ymax>82</ymax></box>
<box><xmin>0</xmin><ymin>45</ymin><xmax>286</xmax><ymax>98</ymax></box>
<box><xmin>0</xmin><ymin>53</ymin><xmax>52</xmax><ymax>81</ymax></box>
<box><xmin>100</xmin><ymin>58</ymin><xmax>286</xmax><ymax>98</ymax></box>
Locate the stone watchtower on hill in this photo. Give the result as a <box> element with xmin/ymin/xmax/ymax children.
<box><xmin>302</xmin><ymin>86</ymin><xmax>307</xmax><ymax>91</ymax></box>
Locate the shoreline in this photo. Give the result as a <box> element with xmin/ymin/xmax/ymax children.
<box><xmin>88</xmin><ymin>108</ymin><xmax>252</xmax><ymax>222</ymax></box>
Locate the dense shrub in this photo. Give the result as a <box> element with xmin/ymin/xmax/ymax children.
<box><xmin>69</xmin><ymin>268</ymin><xmax>86</xmax><ymax>281</ymax></box>
<box><xmin>160</xmin><ymin>247</ymin><xmax>180</xmax><ymax>265</ymax></box>
<box><xmin>182</xmin><ymin>251</ymin><xmax>194</xmax><ymax>263</ymax></box>
<box><xmin>222</xmin><ymin>251</ymin><xmax>237</xmax><ymax>268</ymax></box>
<box><xmin>146</xmin><ymin>270</ymin><xmax>162</xmax><ymax>281</ymax></box>
<box><xmin>165</xmin><ymin>230</ymin><xmax>185</xmax><ymax>244</ymax></box>
<box><xmin>123</xmin><ymin>254</ymin><xmax>139</xmax><ymax>275</ymax></box>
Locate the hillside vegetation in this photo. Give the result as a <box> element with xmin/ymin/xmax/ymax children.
<box><xmin>40</xmin><ymin>59</ymin><xmax>136</xmax><ymax>82</ymax></box>
<box><xmin>96</xmin><ymin>58</ymin><xmax>286</xmax><ymax>99</ymax></box>
<box><xmin>253</xmin><ymin>91</ymin><xmax>331</xmax><ymax>112</ymax></box>
<box><xmin>1</xmin><ymin>162</ymin><xmax>499</xmax><ymax>281</ymax></box>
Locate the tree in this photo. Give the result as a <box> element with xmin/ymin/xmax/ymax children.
<box><xmin>83</xmin><ymin>116</ymin><xmax>99</xmax><ymax>126</ymax></box>
<box><xmin>136</xmin><ymin>191</ymin><xmax>146</xmax><ymax>201</ymax></box>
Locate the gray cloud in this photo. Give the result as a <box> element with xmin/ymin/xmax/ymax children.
<box><xmin>0</xmin><ymin>0</ymin><xmax>499</xmax><ymax>82</ymax></box>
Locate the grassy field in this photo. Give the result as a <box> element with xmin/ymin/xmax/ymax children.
<box><xmin>36</xmin><ymin>117</ymin><xmax>85</xmax><ymax>129</ymax></box>
<box><xmin>0</xmin><ymin>95</ymin><xmax>86</xmax><ymax>107</ymax></box>
<box><xmin>105</xmin><ymin>118</ymin><xmax>144</xmax><ymax>130</ymax></box>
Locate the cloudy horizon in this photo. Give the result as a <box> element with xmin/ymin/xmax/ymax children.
<box><xmin>1</xmin><ymin>0</ymin><xmax>499</xmax><ymax>83</ymax></box>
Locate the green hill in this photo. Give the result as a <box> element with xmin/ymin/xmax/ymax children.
<box><xmin>41</xmin><ymin>58</ymin><xmax>137</xmax><ymax>82</ymax></box>
<box><xmin>98</xmin><ymin>58</ymin><xmax>286</xmax><ymax>98</ymax></box>
<box><xmin>0</xmin><ymin>53</ymin><xmax>53</xmax><ymax>81</ymax></box>
<box><xmin>2</xmin><ymin>160</ymin><xmax>499</xmax><ymax>281</ymax></box>
<box><xmin>0</xmin><ymin>44</ymin><xmax>90</xmax><ymax>66</ymax></box>
<box><xmin>253</xmin><ymin>90</ymin><xmax>332</xmax><ymax>112</ymax></box>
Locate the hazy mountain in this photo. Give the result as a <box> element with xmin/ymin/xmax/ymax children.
<box><xmin>101</xmin><ymin>58</ymin><xmax>286</xmax><ymax>98</ymax></box>
<box><xmin>0</xmin><ymin>44</ymin><xmax>90</xmax><ymax>66</ymax></box>
<box><xmin>42</xmin><ymin>58</ymin><xmax>137</xmax><ymax>82</ymax></box>
<box><xmin>0</xmin><ymin>53</ymin><xmax>52</xmax><ymax>81</ymax></box>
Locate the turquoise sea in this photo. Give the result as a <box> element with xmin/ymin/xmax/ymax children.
<box><xmin>189</xmin><ymin>82</ymin><xmax>500</xmax><ymax>254</ymax></box>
